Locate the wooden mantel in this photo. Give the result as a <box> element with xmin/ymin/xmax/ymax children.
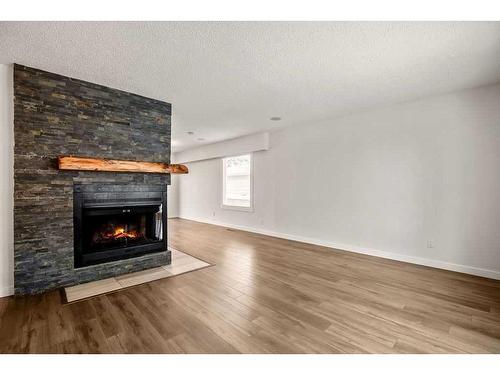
<box><xmin>58</xmin><ymin>156</ymin><xmax>188</xmax><ymax>174</ymax></box>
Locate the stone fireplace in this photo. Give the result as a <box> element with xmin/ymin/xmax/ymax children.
<box><xmin>13</xmin><ymin>64</ymin><xmax>172</xmax><ymax>295</ymax></box>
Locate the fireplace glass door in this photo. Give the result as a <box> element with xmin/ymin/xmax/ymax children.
<box><xmin>74</xmin><ymin>185</ymin><xmax>167</xmax><ymax>268</ymax></box>
<box><xmin>83</xmin><ymin>205</ymin><xmax>163</xmax><ymax>253</ymax></box>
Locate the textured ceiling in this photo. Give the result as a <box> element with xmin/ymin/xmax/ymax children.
<box><xmin>1</xmin><ymin>22</ymin><xmax>500</xmax><ymax>151</ymax></box>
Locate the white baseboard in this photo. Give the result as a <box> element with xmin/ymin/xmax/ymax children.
<box><xmin>178</xmin><ymin>216</ymin><xmax>500</xmax><ymax>281</ymax></box>
<box><xmin>0</xmin><ymin>284</ymin><xmax>14</xmax><ymax>298</ymax></box>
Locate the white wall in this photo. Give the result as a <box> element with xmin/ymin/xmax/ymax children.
<box><xmin>167</xmin><ymin>175</ymin><xmax>180</xmax><ymax>218</ymax></box>
<box><xmin>175</xmin><ymin>132</ymin><xmax>270</xmax><ymax>164</ymax></box>
<box><xmin>174</xmin><ymin>83</ymin><xmax>500</xmax><ymax>279</ymax></box>
<box><xmin>0</xmin><ymin>64</ymin><xmax>14</xmax><ymax>297</ymax></box>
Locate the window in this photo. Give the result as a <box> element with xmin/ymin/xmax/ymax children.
<box><xmin>222</xmin><ymin>154</ymin><xmax>252</xmax><ymax>209</ymax></box>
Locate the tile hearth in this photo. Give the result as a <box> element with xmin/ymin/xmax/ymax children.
<box><xmin>64</xmin><ymin>248</ymin><xmax>211</xmax><ymax>303</ymax></box>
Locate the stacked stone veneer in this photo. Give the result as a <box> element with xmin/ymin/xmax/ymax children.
<box><xmin>14</xmin><ymin>64</ymin><xmax>172</xmax><ymax>295</ymax></box>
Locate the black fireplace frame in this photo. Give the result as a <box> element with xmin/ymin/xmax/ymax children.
<box><xmin>73</xmin><ymin>184</ymin><xmax>167</xmax><ymax>268</ymax></box>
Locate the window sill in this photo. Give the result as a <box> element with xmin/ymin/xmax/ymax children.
<box><xmin>221</xmin><ymin>204</ymin><xmax>254</xmax><ymax>212</ymax></box>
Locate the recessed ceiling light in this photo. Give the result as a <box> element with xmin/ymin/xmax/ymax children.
<box><xmin>270</xmin><ymin>117</ymin><xmax>281</xmax><ymax>121</ymax></box>
<box><xmin>187</xmin><ymin>131</ymin><xmax>194</xmax><ymax>135</ymax></box>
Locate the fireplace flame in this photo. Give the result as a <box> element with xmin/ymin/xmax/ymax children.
<box><xmin>91</xmin><ymin>222</ymin><xmax>145</xmax><ymax>246</ymax></box>
<box><xmin>103</xmin><ymin>226</ymin><xmax>140</xmax><ymax>240</ymax></box>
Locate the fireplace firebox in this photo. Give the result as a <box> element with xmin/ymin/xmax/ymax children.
<box><xmin>74</xmin><ymin>185</ymin><xmax>167</xmax><ymax>268</ymax></box>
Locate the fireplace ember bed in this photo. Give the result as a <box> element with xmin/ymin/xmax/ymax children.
<box><xmin>73</xmin><ymin>185</ymin><xmax>167</xmax><ymax>268</ymax></box>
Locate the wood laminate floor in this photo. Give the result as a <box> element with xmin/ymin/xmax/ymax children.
<box><xmin>1</xmin><ymin>218</ymin><xmax>500</xmax><ymax>353</ymax></box>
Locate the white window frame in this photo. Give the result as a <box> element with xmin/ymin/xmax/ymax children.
<box><xmin>221</xmin><ymin>153</ymin><xmax>253</xmax><ymax>212</ymax></box>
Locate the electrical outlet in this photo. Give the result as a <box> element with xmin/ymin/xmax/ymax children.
<box><xmin>212</xmin><ymin>211</ymin><xmax>216</xmax><ymax>217</ymax></box>
<box><xmin>427</xmin><ymin>240</ymin><xmax>434</xmax><ymax>248</ymax></box>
